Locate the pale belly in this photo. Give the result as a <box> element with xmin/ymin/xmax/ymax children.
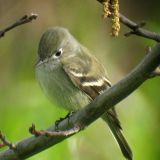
<box><xmin>35</xmin><ymin>61</ymin><xmax>90</xmax><ymax>111</ymax></box>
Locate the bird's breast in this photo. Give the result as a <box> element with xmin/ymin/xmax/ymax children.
<box><xmin>35</xmin><ymin>61</ymin><xmax>90</xmax><ymax>111</ymax></box>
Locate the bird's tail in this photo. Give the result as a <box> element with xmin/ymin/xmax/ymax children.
<box><xmin>102</xmin><ymin>111</ymin><xmax>132</xmax><ymax>160</ymax></box>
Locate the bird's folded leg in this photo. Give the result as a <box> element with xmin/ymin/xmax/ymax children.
<box><xmin>55</xmin><ymin>111</ymin><xmax>78</xmax><ymax>131</ymax></box>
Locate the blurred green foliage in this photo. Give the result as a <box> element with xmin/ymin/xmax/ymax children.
<box><xmin>0</xmin><ymin>1</ymin><xmax>160</xmax><ymax>160</ymax></box>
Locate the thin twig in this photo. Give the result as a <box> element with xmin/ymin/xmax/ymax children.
<box><xmin>29</xmin><ymin>124</ymin><xmax>80</xmax><ymax>137</ymax></box>
<box><xmin>0</xmin><ymin>131</ymin><xmax>16</xmax><ymax>150</ymax></box>
<box><xmin>119</xmin><ymin>14</ymin><xmax>160</xmax><ymax>42</ymax></box>
<box><xmin>0</xmin><ymin>13</ymin><xmax>38</xmax><ymax>38</ymax></box>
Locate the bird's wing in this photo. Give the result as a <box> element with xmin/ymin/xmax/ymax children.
<box><xmin>61</xmin><ymin>46</ymin><xmax>111</xmax><ymax>99</ymax></box>
<box><xmin>61</xmin><ymin>46</ymin><xmax>132</xmax><ymax>159</ymax></box>
<box><xmin>61</xmin><ymin>46</ymin><xmax>120</xmax><ymax>127</ymax></box>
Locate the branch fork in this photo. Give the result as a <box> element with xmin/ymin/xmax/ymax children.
<box><xmin>0</xmin><ymin>131</ymin><xmax>16</xmax><ymax>150</ymax></box>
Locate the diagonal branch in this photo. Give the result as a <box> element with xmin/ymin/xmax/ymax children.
<box><xmin>29</xmin><ymin>123</ymin><xmax>80</xmax><ymax>137</ymax></box>
<box><xmin>119</xmin><ymin>14</ymin><xmax>160</xmax><ymax>42</ymax></box>
<box><xmin>0</xmin><ymin>43</ymin><xmax>160</xmax><ymax>160</ymax></box>
<box><xmin>97</xmin><ymin>0</ymin><xmax>160</xmax><ymax>42</ymax></box>
<box><xmin>0</xmin><ymin>13</ymin><xmax>38</xmax><ymax>38</ymax></box>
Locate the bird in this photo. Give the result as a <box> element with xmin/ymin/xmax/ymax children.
<box><xmin>35</xmin><ymin>27</ymin><xmax>132</xmax><ymax>160</ymax></box>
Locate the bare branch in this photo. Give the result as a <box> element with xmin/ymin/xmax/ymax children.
<box><xmin>29</xmin><ymin>123</ymin><xmax>80</xmax><ymax>137</ymax></box>
<box><xmin>119</xmin><ymin>14</ymin><xmax>160</xmax><ymax>42</ymax></box>
<box><xmin>97</xmin><ymin>0</ymin><xmax>160</xmax><ymax>42</ymax></box>
<box><xmin>0</xmin><ymin>13</ymin><xmax>38</xmax><ymax>38</ymax></box>
<box><xmin>0</xmin><ymin>43</ymin><xmax>160</xmax><ymax>160</ymax></box>
<box><xmin>0</xmin><ymin>131</ymin><xmax>16</xmax><ymax>150</ymax></box>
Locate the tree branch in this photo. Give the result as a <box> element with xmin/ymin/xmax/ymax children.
<box><xmin>97</xmin><ymin>0</ymin><xmax>160</xmax><ymax>42</ymax></box>
<box><xmin>119</xmin><ymin>14</ymin><xmax>160</xmax><ymax>42</ymax></box>
<box><xmin>0</xmin><ymin>42</ymin><xmax>160</xmax><ymax>159</ymax></box>
<box><xmin>0</xmin><ymin>13</ymin><xmax>38</xmax><ymax>38</ymax></box>
<box><xmin>0</xmin><ymin>132</ymin><xmax>16</xmax><ymax>150</ymax></box>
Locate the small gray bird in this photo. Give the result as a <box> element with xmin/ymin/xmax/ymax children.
<box><xmin>36</xmin><ymin>27</ymin><xmax>132</xmax><ymax>160</ymax></box>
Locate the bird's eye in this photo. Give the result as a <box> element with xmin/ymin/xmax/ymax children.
<box><xmin>54</xmin><ymin>48</ymin><xmax>63</xmax><ymax>57</ymax></box>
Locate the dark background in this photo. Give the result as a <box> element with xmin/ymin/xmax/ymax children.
<box><xmin>0</xmin><ymin>1</ymin><xmax>160</xmax><ymax>159</ymax></box>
